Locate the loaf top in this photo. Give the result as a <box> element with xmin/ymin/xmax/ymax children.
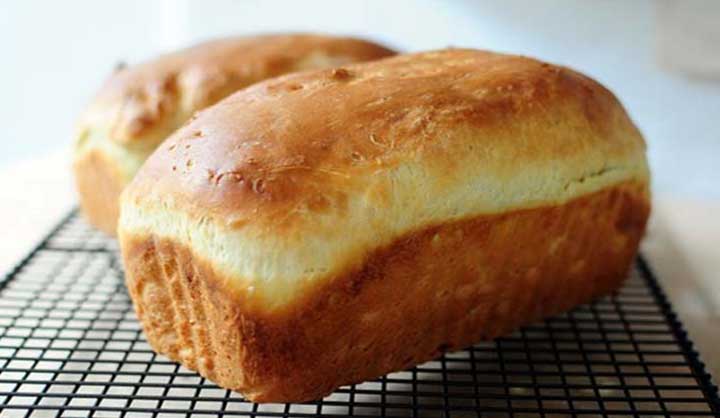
<box><xmin>78</xmin><ymin>34</ymin><xmax>395</xmax><ymax>145</ymax></box>
<box><xmin>119</xmin><ymin>49</ymin><xmax>650</xmax><ymax>307</ymax></box>
<box><xmin>73</xmin><ymin>34</ymin><xmax>395</xmax><ymax>182</ymax></box>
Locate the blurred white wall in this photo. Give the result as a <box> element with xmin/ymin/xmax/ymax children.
<box><xmin>1</xmin><ymin>0</ymin><xmax>718</xmax><ymax>199</ymax></box>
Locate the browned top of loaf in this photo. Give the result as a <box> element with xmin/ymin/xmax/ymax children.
<box><xmin>83</xmin><ymin>34</ymin><xmax>396</xmax><ymax>144</ymax></box>
<box><xmin>126</xmin><ymin>48</ymin><xmax>645</xmax><ymax>230</ymax></box>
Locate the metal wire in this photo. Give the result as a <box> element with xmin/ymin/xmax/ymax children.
<box><xmin>1</xmin><ymin>210</ymin><xmax>719</xmax><ymax>418</ymax></box>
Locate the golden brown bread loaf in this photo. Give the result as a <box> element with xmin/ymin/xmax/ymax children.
<box><xmin>73</xmin><ymin>34</ymin><xmax>395</xmax><ymax>235</ymax></box>
<box><xmin>118</xmin><ymin>49</ymin><xmax>651</xmax><ymax>402</ymax></box>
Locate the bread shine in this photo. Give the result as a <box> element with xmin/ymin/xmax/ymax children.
<box><xmin>73</xmin><ymin>34</ymin><xmax>395</xmax><ymax>234</ymax></box>
<box><xmin>119</xmin><ymin>49</ymin><xmax>649</xmax><ymax>309</ymax></box>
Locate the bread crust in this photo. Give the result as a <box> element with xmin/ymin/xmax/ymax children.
<box><xmin>120</xmin><ymin>49</ymin><xmax>650</xmax><ymax>305</ymax></box>
<box><xmin>73</xmin><ymin>34</ymin><xmax>394</xmax><ymax>235</ymax></box>
<box><xmin>79</xmin><ymin>34</ymin><xmax>395</xmax><ymax>144</ymax></box>
<box><xmin>129</xmin><ymin>48</ymin><xmax>647</xmax><ymax>226</ymax></box>
<box><xmin>73</xmin><ymin>148</ymin><xmax>125</xmax><ymax>235</ymax></box>
<box><xmin>120</xmin><ymin>181</ymin><xmax>649</xmax><ymax>402</ymax></box>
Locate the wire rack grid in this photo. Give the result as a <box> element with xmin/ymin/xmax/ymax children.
<box><xmin>0</xmin><ymin>210</ymin><xmax>719</xmax><ymax>418</ymax></box>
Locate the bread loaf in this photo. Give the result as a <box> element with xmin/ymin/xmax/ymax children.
<box><xmin>73</xmin><ymin>34</ymin><xmax>395</xmax><ymax>235</ymax></box>
<box><xmin>118</xmin><ymin>49</ymin><xmax>651</xmax><ymax>402</ymax></box>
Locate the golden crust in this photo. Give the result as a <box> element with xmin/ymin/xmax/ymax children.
<box><xmin>120</xmin><ymin>49</ymin><xmax>649</xmax><ymax>305</ymax></box>
<box><xmin>74</xmin><ymin>34</ymin><xmax>395</xmax><ymax>235</ymax></box>
<box><xmin>79</xmin><ymin>34</ymin><xmax>395</xmax><ymax>144</ymax></box>
<box><xmin>73</xmin><ymin>149</ymin><xmax>125</xmax><ymax>235</ymax></box>
<box><xmin>126</xmin><ymin>48</ymin><xmax>647</xmax><ymax>230</ymax></box>
<box><xmin>120</xmin><ymin>181</ymin><xmax>650</xmax><ymax>402</ymax></box>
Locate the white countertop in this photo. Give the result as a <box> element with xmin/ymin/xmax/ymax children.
<box><xmin>1</xmin><ymin>151</ymin><xmax>718</xmax><ymax>379</ymax></box>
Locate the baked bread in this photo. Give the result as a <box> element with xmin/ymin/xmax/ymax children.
<box><xmin>73</xmin><ymin>34</ymin><xmax>395</xmax><ymax>235</ymax></box>
<box><xmin>118</xmin><ymin>49</ymin><xmax>651</xmax><ymax>402</ymax></box>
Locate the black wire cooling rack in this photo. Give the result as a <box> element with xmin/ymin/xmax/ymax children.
<box><xmin>1</xmin><ymin>211</ymin><xmax>719</xmax><ymax>418</ymax></box>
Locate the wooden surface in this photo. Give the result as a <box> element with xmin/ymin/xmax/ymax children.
<box><xmin>1</xmin><ymin>150</ymin><xmax>718</xmax><ymax>379</ymax></box>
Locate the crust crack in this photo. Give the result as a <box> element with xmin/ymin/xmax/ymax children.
<box><xmin>563</xmin><ymin>165</ymin><xmax>622</xmax><ymax>191</ymax></box>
